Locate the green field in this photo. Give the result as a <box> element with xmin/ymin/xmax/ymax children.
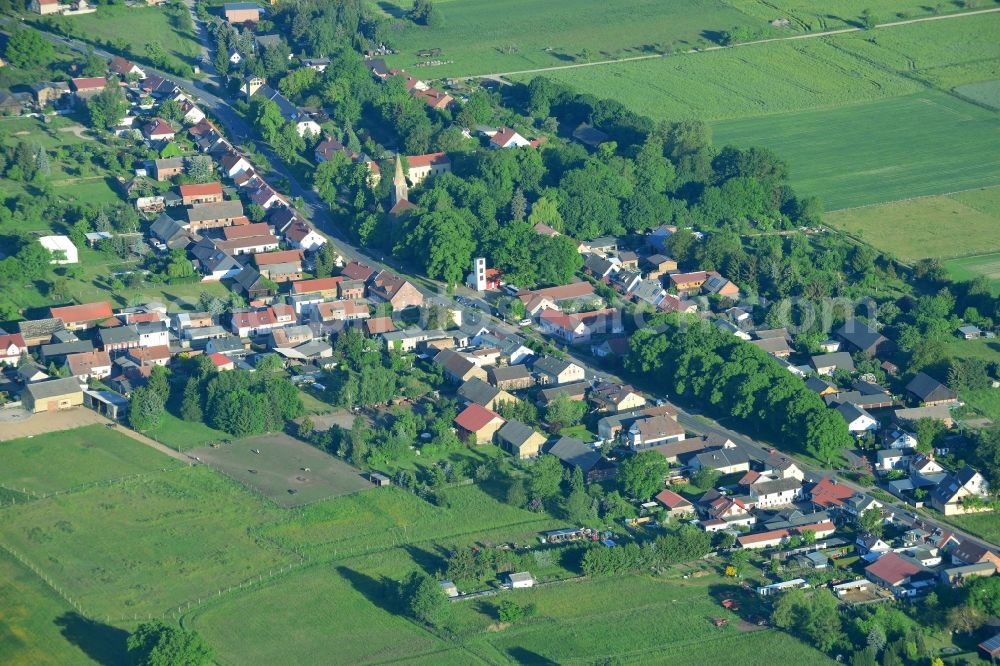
<box><xmin>825</xmin><ymin>186</ymin><xmax>1000</xmax><ymax>261</ymax></box>
<box><xmin>0</xmin><ymin>425</ymin><xmax>181</xmax><ymax>496</ymax></box>
<box><xmin>941</xmin><ymin>512</ymin><xmax>1000</xmax><ymax>547</ymax></box>
<box><xmin>955</xmin><ymin>80</ymin><xmax>1000</xmax><ymax>110</ymax></box>
<box><xmin>377</xmin><ymin>0</ymin><xmax>770</xmax><ymax>78</ymax></box>
<box><xmin>0</xmin><ymin>550</ymin><xmax>116</xmax><ymax>666</ymax></box>
<box><xmin>946</xmin><ymin>253</ymin><xmax>1000</xmax><ymax>288</ymax></box>
<box><xmin>49</xmin><ymin>4</ymin><xmax>200</xmax><ymax>69</ymax></box>
<box><xmin>713</xmin><ymin>92</ymin><xmax>1000</xmax><ymax>210</ymax></box>
<box><xmin>728</xmin><ymin>0</ymin><xmax>988</xmax><ymax>31</ymax></box>
<box><xmin>0</xmin><ymin>466</ymin><xmax>294</xmax><ymax>618</ymax></box>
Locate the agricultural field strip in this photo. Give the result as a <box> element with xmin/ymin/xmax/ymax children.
<box><xmin>449</xmin><ymin>6</ymin><xmax>1000</xmax><ymax>80</ymax></box>
<box><xmin>0</xmin><ymin>465</ymin><xmax>186</xmax><ymax>502</ymax></box>
<box><xmin>826</xmin><ymin>184</ymin><xmax>1000</xmax><ymax>215</ymax></box>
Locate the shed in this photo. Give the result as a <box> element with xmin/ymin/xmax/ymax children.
<box><xmin>506</xmin><ymin>572</ymin><xmax>534</xmax><ymax>588</ymax></box>
<box><xmin>369</xmin><ymin>472</ymin><xmax>391</xmax><ymax>487</ymax></box>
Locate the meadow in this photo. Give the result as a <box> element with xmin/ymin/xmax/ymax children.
<box><xmin>941</xmin><ymin>512</ymin><xmax>1000</xmax><ymax>547</ymax></box>
<box><xmin>0</xmin><ymin>466</ymin><xmax>295</xmax><ymax>618</ymax></box>
<box><xmin>824</xmin><ymin>186</ymin><xmax>1000</xmax><ymax>261</ymax></box>
<box><xmin>727</xmin><ymin>0</ymin><xmax>987</xmax><ymax>31</ymax></box>
<box><xmin>945</xmin><ymin>253</ymin><xmax>1000</xmax><ymax>288</ymax></box>
<box><xmin>376</xmin><ymin>0</ymin><xmax>770</xmax><ymax>78</ymax></box>
<box><xmin>0</xmin><ymin>425</ymin><xmax>181</xmax><ymax>496</ymax></box>
<box><xmin>955</xmin><ymin>80</ymin><xmax>1000</xmax><ymax>110</ymax></box>
<box><xmin>0</xmin><ymin>550</ymin><xmax>119</xmax><ymax>666</ymax></box>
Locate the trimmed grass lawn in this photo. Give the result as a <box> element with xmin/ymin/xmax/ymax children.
<box><xmin>825</xmin><ymin>186</ymin><xmax>1000</xmax><ymax>261</ymax></box>
<box><xmin>712</xmin><ymin>92</ymin><xmax>1000</xmax><ymax>210</ymax></box>
<box><xmin>378</xmin><ymin>0</ymin><xmax>769</xmax><ymax>78</ymax></box>
<box><xmin>0</xmin><ymin>550</ymin><xmax>122</xmax><ymax>666</ymax></box>
<box><xmin>0</xmin><ymin>466</ymin><xmax>295</xmax><ymax>618</ymax></box>
<box><xmin>0</xmin><ymin>425</ymin><xmax>180</xmax><ymax>496</ymax></box>
<box><xmin>955</xmin><ymin>80</ymin><xmax>1000</xmax><ymax>110</ymax></box>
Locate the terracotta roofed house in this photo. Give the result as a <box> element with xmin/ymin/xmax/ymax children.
<box><xmin>179</xmin><ymin>182</ymin><xmax>223</xmax><ymax>205</ymax></box>
<box><xmin>454</xmin><ymin>403</ymin><xmax>505</xmax><ymax>444</ymax></box>
<box><xmin>143</xmin><ymin>118</ymin><xmax>175</xmax><ymax>141</ymax></box>
<box><xmin>291</xmin><ymin>276</ymin><xmax>343</xmax><ymax>297</ymax></box>
<box><xmin>253</xmin><ymin>249</ymin><xmax>304</xmax><ymax>282</ymax></box>
<box><xmin>405</xmin><ymin>152</ymin><xmax>451</xmax><ymax>186</ymax></box>
<box><xmin>865</xmin><ymin>552</ymin><xmax>923</xmax><ymax>591</ymax></box>
<box><xmin>49</xmin><ymin>301</ymin><xmax>114</xmax><ymax>330</ymax></box>
<box><xmin>0</xmin><ymin>332</ymin><xmax>27</xmax><ymax>364</ymax></box>
<box><xmin>70</xmin><ymin>77</ymin><xmax>108</xmax><ymax>102</ymax></box>
<box><xmin>367</xmin><ymin>271</ymin><xmax>423</xmax><ymax>310</ymax></box>
<box><xmin>810</xmin><ymin>477</ymin><xmax>856</xmax><ymax>509</ymax></box>
<box><xmin>489</xmin><ymin>127</ymin><xmax>531</xmax><ymax>149</ymax></box>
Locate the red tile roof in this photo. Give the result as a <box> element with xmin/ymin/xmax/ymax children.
<box><xmin>291</xmin><ymin>277</ymin><xmax>343</xmax><ymax>294</ymax></box>
<box><xmin>518</xmin><ymin>282</ymin><xmax>594</xmax><ymax>304</ymax></box>
<box><xmin>179</xmin><ymin>182</ymin><xmax>223</xmax><ymax>198</ymax></box>
<box><xmin>285</xmin><ymin>220</ymin><xmax>319</xmax><ymax>243</ymax></box>
<box><xmin>208</xmin><ymin>352</ymin><xmax>234</xmax><ymax>368</ymax></box>
<box><xmin>50</xmin><ymin>301</ymin><xmax>114</xmax><ymax>324</ymax></box>
<box><xmin>254</xmin><ymin>249</ymin><xmax>304</xmax><ymax>266</ymax></box>
<box><xmin>71</xmin><ymin>77</ymin><xmax>107</xmax><ymax>91</ymax></box>
<box><xmin>810</xmin><ymin>477</ymin><xmax>855</xmax><ymax>508</ymax></box>
<box><xmin>406</xmin><ymin>152</ymin><xmax>449</xmax><ymax>169</ymax></box>
<box><xmin>454</xmin><ymin>403</ymin><xmax>503</xmax><ymax>433</ymax></box>
<box><xmin>865</xmin><ymin>552</ymin><xmax>922</xmax><ymax>586</ymax></box>
<box><xmin>127</xmin><ymin>345</ymin><xmax>171</xmax><ymax>363</ymax></box>
<box><xmin>144</xmin><ymin>118</ymin><xmax>174</xmax><ymax>137</ymax></box>
<box><xmin>341</xmin><ymin>261</ymin><xmax>376</xmax><ymax>282</ymax></box>
<box><xmin>655</xmin><ymin>489</ymin><xmax>692</xmax><ymax>510</ymax></box>
<box><xmin>364</xmin><ymin>317</ymin><xmax>397</xmax><ymax>335</ymax></box>
<box><xmin>0</xmin><ymin>332</ymin><xmax>26</xmax><ymax>351</ymax></box>
<box><xmin>490</xmin><ymin>127</ymin><xmax>523</xmax><ymax>147</ymax></box>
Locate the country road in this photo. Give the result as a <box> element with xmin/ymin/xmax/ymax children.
<box><xmin>447</xmin><ymin>6</ymin><xmax>1000</xmax><ymax>82</ymax></box>
<box><xmin>11</xmin><ymin>14</ymin><xmax>999</xmax><ymax>555</ymax></box>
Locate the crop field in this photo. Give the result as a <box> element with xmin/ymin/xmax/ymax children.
<box><xmin>376</xmin><ymin>0</ymin><xmax>770</xmax><ymax>78</ymax></box>
<box><xmin>0</xmin><ymin>425</ymin><xmax>181</xmax><ymax>496</ymax></box>
<box><xmin>727</xmin><ymin>0</ymin><xmax>984</xmax><ymax>31</ymax></box>
<box><xmin>0</xmin><ymin>466</ymin><xmax>295</xmax><ymax>618</ymax></box>
<box><xmin>189</xmin><ymin>433</ymin><xmax>373</xmax><ymax>507</ymax></box>
<box><xmin>824</xmin><ymin>186</ymin><xmax>1000</xmax><ymax>261</ymax></box>
<box><xmin>713</xmin><ymin>92</ymin><xmax>1000</xmax><ymax>210</ymax></box>
<box><xmin>0</xmin><ymin>549</ymin><xmax>118</xmax><ymax>666</ymax></box>
<box><xmin>946</xmin><ymin>253</ymin><xmax>1000</xmax><ymax>288</ymax></box>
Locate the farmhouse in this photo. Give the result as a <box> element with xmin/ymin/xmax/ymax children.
<box><xmin>70</xmin><ymin>77</ymin><xmax>107</xmax><ymax>102</ymax></box>
<box><xmin>367</xmin><ymin>272</ymin><xmax>423</xmax><ymax>310</ymax></box>
<box><xmin>64</xmin><ymin>350</ymin><xmax>112</xmax><ymax>380</ymax></box>
<box><xmin>624</xmin><ymin>414</ymin><xmax>685</xmax><ymax>450</ymax></box>
<box><xmin>906</xmin><ymin>372</ymin><xmax>958</xmax><ymax>406</ymax></box>
<box><xmin>487</xmin><ymin>365</ymin><xmax>534</xmax><ymax>391</ymax></box>
<box><xmin>533</xmin><ymin>356</ymin><xmax>584</xmax><ymax>385</ymax></box>
<box><xmin>547</xmin><ymin>436</ymin><xmax>616</xmax><ymax>483</ymax></box>
<box><xmin>179</xmin><ymin>182</ymin><xmax>223</xmax><ymax>205</ymax></box>
<box><xmin>185</xmin><ymin>200</ymin><xmax>246</xmax><ymax>232</ymax></box>
<box><xmin>654</xmin><ymin>489</ymin><xmax>695</xmax><ymax>519</ymax></box>
<box><xmin>153</xmin><ymin>157</ymin><xmax>186</xmax><ymax>181</ymax></box>
<box><xmin>836</xmin><ymin>319</ymin><xmax>895</xmax><ymax>357</ymax></box>
<box><xmin>435</xmin><ymin>349</ymin><xmax>487</xmax><ymax>384</ymax></box>
<box><xmin>254</xmin><ymin>249</ymin><xmax>305</xmax><ymax>282</ymax></box>
<box><xmin>457</xmin><ymin>377</ymin><xmax>516</xmax><ymax>411</ymax></box>
<box><xmin>590</xmin><ymin>383</ymin><xmax>646</xmax><ymax>413</ymax></box>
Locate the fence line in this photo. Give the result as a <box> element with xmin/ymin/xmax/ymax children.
<box><xmin>0</xmin><ymin>466</ymin><xmax>186</xmax><ymax>507</ymax></box>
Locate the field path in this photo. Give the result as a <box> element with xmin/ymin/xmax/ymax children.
<box><xmin>450</xmin><ymin>7</ymin><xmax>1000</xmax><ymax>81</ymax></box>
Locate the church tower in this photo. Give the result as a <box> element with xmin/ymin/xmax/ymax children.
<box><xmin>392</xmin><ymin>155</ymin><xmax>409</xmax><ymax>207</ymax></box>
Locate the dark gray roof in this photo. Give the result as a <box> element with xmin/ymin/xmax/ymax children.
<box><xmin>547</xmin><ymin>436</ymin><xmax>601</xmax><ymax>472</ymax></box>
<box><xmin>186</xmin><ymin>200</ymin><xmax>244</xmax><ymax>224</ymax></box>
<box><xmin>232</xmin><ymin>266</ymin><xmax>265</xmax><ymax>292</ymax></box>
<box><xmin>457</xmin><ymin>377</ymin><xmax>501</xmax><ymax>406</ymax></box>
<box><xmin>804</xmin><ymin>376</ymin><xmax>836</xmax><ymax>394</ymax></box>
<box><xmin>836</xmin><ymin>319</ymin><xmax>888</xmax><ymax>352</ymax></box>
<box><xmin>751</xmin><ymin>477</ymin><xmax>801</xmax><ymax>496</ymax></box>
<box><xmin>583</xmin><ymin>254</ymin><xmax>616</xmax><ymax>275</ymax></box>
<box><xmin>497</xmin><ymin>420</ymin><xmax>539</xmax><ymax>448</ymax></box>
<box><xmin>150</xmin><ymin>213</ymin><xmax>187</xmax><ymax>247</ymax></box>
<box><xmin>25</xmin><ymin>377</ymin><xmax>82</xmax><ymax>400</ymax></box>
<box><xmin>538</xmin><ymin>381</ymin><xmax>589</xmax><ymax>403</ymax></box>
<box><xmin>487</xmin><ymin>365</ymin><xmax>531</xmax><ymax>384</ymax></box>
<box><xmin>693</xmin><ymin>447</ymin><xmax>749</xmax><ymax>470</ymax></box>
<box><xmin>40</xmin><ymin>340</ymin><xmax>94</xmax><ymax>359</ymax></box>
<box><xmin>99</xmin><ymin>326</ymin><xmax>140</xmax><ymax>345</ymax></box>
<box><xmin>932</xmin><ymin>466</ymin><xmax>983</xmax><ymax>505</ymax></box>
<box><xmin>906</xmin><ymin>372</ymin><xmax>956</xmax><ymax>403</ymax></box>
<box><xmin>810</xmin><ymin>352</ymin><xmax>855</xmax><ymax>372</ymax></box>
<box><xmin>533</xmin><ymin>355</ymin><xmax>574</xmax><ymax>377</ymax></box>
<box><xmin>837</xmin><ymin>402</ymin><xmax>874</xmax><ymax>424</ymax></box>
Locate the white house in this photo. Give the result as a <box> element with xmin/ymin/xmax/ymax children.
<box><xmin>749</xmin><ymin>477</ymin><xmax>803</xmax><ymax>508</ymax></box>
<box><xmin>296</xmin><ymin>118</ymin><xmax>322</xmax><ymax>138</ymax></box>
<box><xmin>838</xmin><ymin>403</ymin><xmax>879</xmax><ymax>435</ymax></box>
<box><xmin>228</xmin><ymin>48</ymin><xmax>242</xmax><ymax>65</ymax></box>
<box><xmin>489</xmin><ymin>127</ymin><xmax>531</xmax><ymax>149</ymax></box>
<box><xmin>221</xmin><ymin>153</ymin><xmax>253</xmax><ymax>180</ymax></box>
<box><xmin>887</xmin><ymin>431</ymin><xmax>918</xmax><ymax>450</ymax></box>
<box><xmin>39</xmin><ymin>235</ymin><xmax>79</xmax><ymax>264</ymax></box>
<box><xmin>285</xmin><ymin>221</ymin><xmax>327</xmax><ymax>252</ymax></box>
<box><xmin>136</xmin><ymin>322</ymin><xmax>170</xmax><ymax>348</ymax></box>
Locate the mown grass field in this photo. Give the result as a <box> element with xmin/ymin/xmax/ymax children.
<box><xmin>0</xmin><ymin>466</ymin><xmax>295</xmax><ymax>618</ymax></box>
<box><xmin>261</xmin><ymin>483</ymin><xmax>562</xmax><ymax>558</ymax></box>
<box><xmin>713</xmin><ymin>92</ymin><xmax>1000</xmax><ymax>210</ymax></box>
<box><xmin>825</xmin><ymin>186</ymin><xmax>1000</xmax><ymax>261</ymax></box>
<box><xmin>946</xmin><ymin>253</ymin><xmax>1000</xmax><ymax>288</ymax></box>
<box><xmin>0</xmin><ymin>425</ymin><xmax>181</xmax><ymax>496</ymax></box>
<box><xmin>955</xmin><ymin>80</ymin><xmax>1000</xmax><ymax>110</ymax></box>
<box><xmin>728</xmin><ymin>0</ymin><xmax>987</xmax><ymax>31</ymax></box>
<box><xmin>376</xmin><ymin>0</ymin><xmax>769</xmax><ymax>78</ymax></box>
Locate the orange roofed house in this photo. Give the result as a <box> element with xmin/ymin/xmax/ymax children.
<box><xmin>179</xmin><ymin>182</ymin><xmax>223</xmax><ymax>205</ymax></box>
<box><xmin>454</xmin><ymin>403</ymin><xmax>506</xmax><ymax>444</ymax></box>
<box><xmin>406</xmin><ymin>152</ymin><xmax>451</xmax><ymax>186</ymax></box>
<box><xmin>49</xmin><ymin>301</ymin><xmax>114</xmax><ymax>331</ymax></box>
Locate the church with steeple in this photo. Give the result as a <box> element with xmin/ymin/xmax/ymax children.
<box><xmin>388</xmin><ymin>155</ymin><xmax>416</xmax><ymax>220</ymax></box>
